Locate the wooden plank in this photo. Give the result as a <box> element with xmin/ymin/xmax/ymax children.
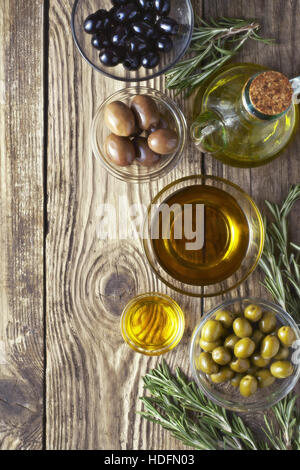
<box><xmin>0</xmin><ymin>0</ymin><xmax>44</xmax><ymax>450</ymax></box>
<box><xmin>202</xmin><ymin>0</ymin><xmax>300</xmax><ymax>308</ymax></box>
<box><xmin>46</xmin><ymin>0</ymin><xmax>203</xmax><ymax>450</ymax></box>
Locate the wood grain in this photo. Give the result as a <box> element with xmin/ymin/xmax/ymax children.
<box><xmin>43</xmin><ymin>0</ymin><xmax>300</xmax><ymax>451</ymax></box>
<box><xmin>0</xmin><ymin>0</ymin><xmax>44</xmax><ymax>450</ymax></box>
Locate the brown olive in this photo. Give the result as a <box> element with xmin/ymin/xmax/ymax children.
<box><xmin>133</xmin><ymin>137</ymin><xmax>160</xmax><ymax>167</ymax></box>
<box><xmin>131</xmin><ymin>95</ymin><xmax>160</xmax><ymax>131</ymax></box>
<box><xmin>224</xmin><ymin>333</ymin><xmax>239</xmax><ymax>350</ymax></box>
<box><xmin>239</xmin><ymin>375</ymin><xmax>258</xmax><ymax>397</ymax></box>
<box><xmin>259</xmin><ymin>311</ymin><xmax>277</xmax><ymax>334</ymax></box>
<box><xmin>251</xmin><ymin>354</ymin><xmax>270</xmax><ymax>368</ymax></box>
<box><xmin>231</xmin><ymin>374</ymin><xmax>244</xmax><ymax>388</ymax></box>
<box><xmin>104</xmin><ymin>101</ymin><xmax>136</xmax><ymax>137</ymax></box>
<box><xmin>260</xmin><ymin>335</ymin><xmax>280</xmax><ymax>359</ymax></box>
<box><xmin>251</xmin><ymin>329</ymin><xmax>264</xmax><ymax>348</ymax></box>
<box><xmin>199</xmin><ymin>338</ymin><xmax>222</xmax><ymax>353</ymax></box>
<box><xmin>255</xmin><ymin>369</ymin><xmax>276</xmax><ymax>389</ymax></box>
<box><xmin>196</xmin><ymin>352</ymin><xmax>219</xmax><ymax>375</ymax></box>
<box><xmin>201</xmin><ymin>320</ymin><xmax>224</xmax><ymax>342</ymax></box>
<box><xmin>234</xmin><ymin>338</ymin><xmax>255</xmax><ymax>359</ymax></box>
<box><xmin>274</xmin><ymin>346</ymin><xmax>290</xmax><ymax>360</ymax></box>
<box><xmin>270</xmin><ymin>361</ymin><xmax>294</xmax><ymax>379</ymax></box>
<box><xmin>277</xmin><ymin>326</ymin><xmax>296</xmax><ymax>347</ymax></box>
<box><xmin>212</xmin><ymin>346</ymin><xmax>231</xmax><ymax>366</ymax></box>
<box><xmin>233</xmin><ymin>317</ymin><xmax>253</xmax><ymax>338</ymax></box>
<box><xmin>210</xmin><ymin>366</ymin><xmax>234</xmax><ymax>384</ymax></box>
<box><xmin>244</xmin><ymin>304</ymin><xmax>263</xmax><ymax>322</ymax></box>
<box><xmin>105</xmin><ymin>134</ymin><xmax>135</xmax><ymax>166</ymax></box>
<box><xmin>148</xmin><ymin>114</ymin><xmax>170</xmax><ymax>134</ymax></box>
<box><xmin>230</xmin><ymin>358</ymin><xmax>250</xmax><ymax>373</ymax></box>
<box><xmin>215</xmin><ymin>310</ymin><xmax>235</xmax><ymax>329</ymax></box>
<box><xmin>148</xmin><ymin>129</ymin><xmax>178</xmax><ymax>155</ymax></box>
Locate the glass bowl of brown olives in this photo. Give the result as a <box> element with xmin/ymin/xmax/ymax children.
<box><xmin>71</xmin><ymin>0</ymin><xmax>194</xmax><ymax>82</ymax></box>
<box><xmin>190</xmin><ymin>298</ymin><xmax>300</xmax><ymax>412</ymax></box>
<box><xmin>91</xmin><ymin>87</ymin><xmax>186</xmax><ymax>182</ymax></box>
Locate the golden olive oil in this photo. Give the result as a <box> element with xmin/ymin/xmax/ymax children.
<box><xmin>152</xmin><ymin>185</ymin><xmax>249</xmax><ymax>285</ymax></box>
<box><xmin>122</xmin><ymin>294</ymin><xmax>184</xmax><ymax>354</ymax></box>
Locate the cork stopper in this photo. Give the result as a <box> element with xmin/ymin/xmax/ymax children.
<box><xmin>249</xmin><ymin>71</ymin><xmax>293</xmax><ymax>116</ymax></box>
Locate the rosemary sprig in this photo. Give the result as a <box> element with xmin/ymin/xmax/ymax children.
<box><xmin>166</xmin><ymin>17</ymin><xmax>273</xmax><ymax>95</ymax></box>
<box><xmin>259</xmin><ymin>184</ymin><xmax>300</xmax><ymax>323</ymax></box>
<box><xmin>140</xmin><ymin>361</ymin><xmax>300</xmax><ymax>451</ymax></box>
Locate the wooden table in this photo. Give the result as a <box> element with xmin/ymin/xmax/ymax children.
<box><xmin>0</xmin><ymin>0</ymin><xmax>299</xmax><ymax>450</ymax></box>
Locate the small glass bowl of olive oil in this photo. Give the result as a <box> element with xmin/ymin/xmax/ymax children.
<box><xmin>121</xmin><ymin>293</ymin><xmax>185</xmax><ymax>356</ymax></box>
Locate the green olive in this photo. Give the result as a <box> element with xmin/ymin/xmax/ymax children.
<box><xmin>270</xmin><ymin>361</ymin><xmax>294</xmax><ymax>379</ymax></box>
<box><xmin>247</xmin><ymin>365</ymin><xmax>258</xmax><ymax>375</ymax></box>
<box><xmin>212</xmin><ymin>346</ymin><xmax>231</xmax><ymax>366</ymax></box>
<box><xmin>251</xmin><ymin>354</ymin><xmax>270</xmax><ymax>368</ymax></box>
<box><xmin>224</xmin><ymin>334</ymin><xmax>240</xmax><ymax>350</ymax></box>
<box><xmin>210</xmin><ymin>366</ymin><xmax>234</xmax><ymax>384</ymax></box>
<box><xmin>274</xmin><ymin>346</ymin><xmax>290</xmax><ymax>361</ymax></box>
<box><xmin>251</xmin><ymin>329</ymin><xmax>264</xmax><ymax>348</ymax></box>
<box><xmin>259</xmin><ymin>311</ymin><xmax>277</xmax><ymax>334</ymax></box>
<box><xmin>201</xmin><ymin>320</ymin><xmax>224</xmax><ymax>342</ymax></box>
<box><xmin>277</xmin><ymin>326</ymin><xmax>296</xmax><ymax>347</ymax></box>
<box><xmin>231</xmin><ymin>374</ymin><xmax>244</xmax><ymax>388</ymax></box>
<box><xmin>244</xmin><ymin>304</ymin><xmax>263</xmax><ymax>322</ymax></box>
<box><xmin>215</xmin><ymin>310</ymin><xmax>235</xmax><ymax>329</ymax></box>
<box><xmin>234</xmin><ymin>338</ymin><xmax>255</xmax><ymax>359</ymax></box>
<box><xmin>199</xmin><ymin>338</ymin><xmax>222</xmax><ymax>353</ymax></box>
<box><xmin>239</xmin><ymin>375</ymin><xmax>258</xmax><ymax>397</ymax></box>
<box><xmin>261</xmin><ymin>335</ymin><xmax>280</xmax><ymax>359</ymax></box>
<box><xmin>233</xmin><ymin>317</ymin><xmax>253</xmax><ymax>338</ymax></box>
<box><xmin>255</xmin><ymin>369</ymin><xmax>276</xmax><ymax>388</ymax></box>
<box><xmin>196</xmin><ymin>352</ymin><xmax>219</xmax><ymax>375</ymax></box>
<box><xmin>230</xmin><ymin>358</ymin><xmax>250</xmax><ymax>373</ymax></box>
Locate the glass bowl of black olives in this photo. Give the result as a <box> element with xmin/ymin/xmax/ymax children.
<box><xmin>71</xmin><ymin>0</ymin><xmax>194</xmax><ymax>81</ymax></box>
<box><xmin>91</xmin><ymin>86</ymin><xmax>186</xmax><ymax>182</ymax></box>
<box><xmin>190</xmin><ymin>298</ymin><xmax>300</xmax><ymax>412</ymax></box>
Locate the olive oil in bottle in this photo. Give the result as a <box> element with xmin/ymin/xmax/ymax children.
<box><xmin>121</xmin><ymin>293</ymin><xmax>185</xmax><ymax>355</ymax></box>
<box><xmin>191</xmin><ymin>64</ymin><xmax>299</xmax><ymax>167</ymax></box>
<box><xmin>151</xmin><ymin>185</ymin><xmax>249</xmax><ymax>286</ymax></box>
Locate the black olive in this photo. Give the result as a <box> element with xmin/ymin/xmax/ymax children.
<box><xmin>156</xmin><ymin>34</ymin><xmax>173</xmax><ymax>52</ymax></box>
<box><xmin>154</xmin><ymin>0</ymin><xmax>170</xmax><ymax>16</ymax></box>
<box><xmin>143</xmin><ymin>11</ymin><xmax>156</xmax><ymax>23</ymax></box>
<box><xmin>127</xmin><ymin>36</ymin><xmax>149</xmax><ymax>55</ymax></box>
<box><xmin>157</xmin><ymin>17</ymin><xmax>179</xmax><ymax>35</ymax></box>
<box><xmin>114</xmin><ymin>3</ymin><xmax>141</xmax><ymax>23</ymax></box>
<box><xmin>141</xmin><ymin>51</ymin><xmax>159</xmax><ymax>68</ymax></box>
<box><xmin>137</xmin><ymin>0</ymin><xmax>154</xmax><ymax>10</ymax></box>
<box><xmin>123</xmin><ymin>54</ymin><xmax>141</xmax><ymax>71</ymax></box>
<box><xmin>132</xmin><ymin>21</ymin><xmax>155</xmax><ymax>38</ymax></box>
<box><xmin>92</xmin><ymin>33</ymin><xmax>110</xmax><ymax>50</ymax></box>
<box><xmin>99</xmin><ymin>48</ymin><xmax>124</xmax><ymax>66</ymax></box>
<box><xmin>111</xmin><ymin>25</ymin><xmax>131</xmax><ymax>47</ymax></box>
<box><xmin>84</xmin><ymin>14</ymin><xmax>98</xmax><ymax>34</ymax></box>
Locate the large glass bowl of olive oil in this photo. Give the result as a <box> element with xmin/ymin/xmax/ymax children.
<box><xmin>143</xmin><ymin>176</ymin><xmax>264</xmax><ymax>297</ymax></box>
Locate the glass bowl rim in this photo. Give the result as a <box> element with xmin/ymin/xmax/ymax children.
<box><xmin>190</xmin><ymin>297</ymin><xmax>300</xmax><ymax>412</ymax></box>
<box><xmin>91</xmin><ymin>86</ymin><xmax>187</xmax><ymax>182</ymax></box>
<box><xmin>120</xmin><ymin>292</ymin><xmax>185</xmax><ymax>356</ymax></box>
<box><xmin>71</xmin><ymin>0</ymin><xmax>194</xmax><ymax>83</ymax></box>
<box><xmin>142</xmin><ymin>175</ymin><xmax>265</xmax><ymax>297</ymax></box>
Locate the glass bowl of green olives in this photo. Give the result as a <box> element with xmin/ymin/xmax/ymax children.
<box><xmin>91</xmin><ymin>87</ymin><xmax>187</xmax><ymax>182</ymax></box>
<box><xmin>190</xmin><ymin>298</ymin><xmax>300</xmax><ymax>412</ymax></box>
<box><xmin>71</xmin><ymin>0</ymin><xmax>194</xmax><ymax>82</ymax></box>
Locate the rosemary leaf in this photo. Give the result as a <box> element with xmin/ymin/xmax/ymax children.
<box><xmin>165</xmin><ymin>17</ymin><xmax>273</xmax><ymax>95</ymax></box>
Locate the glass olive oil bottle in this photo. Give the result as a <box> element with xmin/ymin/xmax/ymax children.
<box><xmin>191</xmin><ymin>64</ymin><xmax>299</xmax><ymax>167</ymax></box>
